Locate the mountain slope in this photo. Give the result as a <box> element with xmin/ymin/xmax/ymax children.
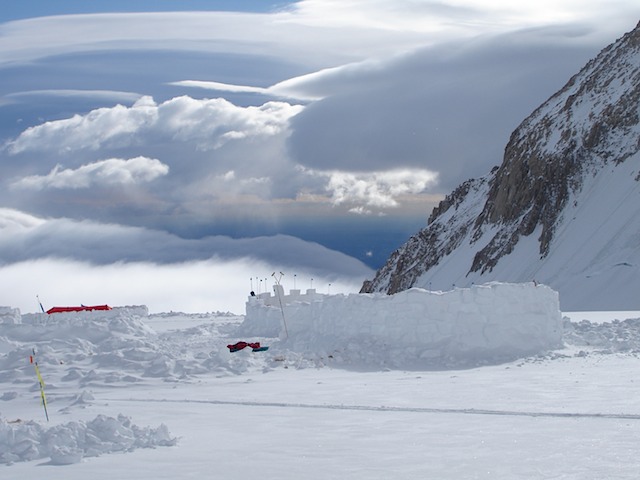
<box><xmin>361</xmin><ymin>21</ymin><xmax>640</xmax><ymax>310</ymax></box>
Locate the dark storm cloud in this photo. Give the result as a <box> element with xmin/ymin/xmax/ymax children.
<box><xmin>287</xmin><ymin>27</ymin><xmax>601</xmax><ymax>192</ymax></box>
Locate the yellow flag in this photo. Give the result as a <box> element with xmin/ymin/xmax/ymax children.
<box><xmin>31</xmin><ymin>356</ymin><xmax>49</xmax><ymax>422</ymax></box>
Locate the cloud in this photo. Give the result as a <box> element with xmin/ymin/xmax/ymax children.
<box><xmin>0</xmin><ymin>9</ymin><xmax>429</xmax><ymax>71</ymax></box>
<box><xmin>6</xmin><ymin>96</ymin><xmax>158</xmax><ymax>154</ymax></box>
<box><xmin>3</xmin><ymin>88</ymin><xmax>441</xmax><ymax>218</ymax></box>
<box><xmin>0</xmin><ymin>2</ymin><xmax>636</xmax><ymax>80</ymax></box>
<box><xmin>0</xmin><ymin>257</ymin><xmax>366</xmax><ymax>315</ymax></box>
<box><xmin>155</xmin><ymin>96</ymin><xmax>304</xmax><ymax>149</ymax></box>
<box><xmin>0</xmin><ymin>207</ymin><xmax>373</xmax><ymax>312</ymax></box>
<box><xmin>1</xmin><ymin>1</ymin><xmax>640</xmax><ymax>271</ymax></box>
<box><xmin>0</xmin><ymin>207</ymin><xmax>46</xmax><ymax>229</ymax></box>
<box><xmin>286</xmin><ymin>27</ymin><xmax>610</xmax><ymax>190</ymax></box>
<box><xmin>11</xmin><ymin>156</ymin><xmax>169</xmax><ymax>190</ymax></box>
<box><xmin>0</xmin><ymin>20</ymin><xmax>626</xmax><ymax>223</ymax></box>
<box><xmin>3</xmin><ymin>2</ymin><xmax>632</xmax><ymax>76</ymax></box>
<box><xmin>281</xmin><ymin>0</ymin><xmax>488</xmax><ymax>31</ymax></box>
<box><xmin>169</xmin><ymin>80</ymin><xmax>273</xmax><ymax>96</ymax></box>
<box><xmin>284</xmin><ymin>0</ymin><xmax>638</xmax><ymax>36</ymax></box>
<box><xmin>2</xmin><ymin>94</ymin><xmax>320</xmax><ymax>222</ymax></box>
<box><xmin>0</xmin><ymin>89</ymin><xmax>143</xmax><ymax>107</ymax></box>
<box><xmin>170</xmin><ymin>79</ymin><xmax>322</xmax><ymax>102</ymax></box>
<box><xmin>301</xmin><ymin>168</ymin><xmax>438</xmax><ymax>209</ymax></box>
<box><xmin>0</xmin><ymin>208</ymin><xmax>372</xmax><ymax>279</ymax></box>
<box><xmin>5</xmin><ymin>89</ymin><xmax>143</xmax><ymax>103</ymax></box>
<box><xmin>5</xmin><ymin>95</ymin><xmax>304</xmax><ymax>154</ymax></box>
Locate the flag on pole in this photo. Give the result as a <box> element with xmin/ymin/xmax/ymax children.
<box><xmin>30</xmin><ymin>349</ymin><xmax>49</xmax><ymax>422</ymax></box>
<box><xmin>36</xmin><ymin>295</ymin><xmax>45</xmax><ymax>313</ymax></box>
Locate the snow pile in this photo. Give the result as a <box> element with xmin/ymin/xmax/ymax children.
<box><xmin>0</xmin><ymin>413</ymin><xmax>176</xmax><ymax>465</ymax></box>
<box><xmin>2</xmin><ymin>305</ymin><xmax>218</xmax><ymax>383</ymax></box>
<box><xmin>0</xmin><ymin>306</ymin><xmax>225</xmax><ymax>466</ymax></box>
<box><xmin>563</xmin><ymin>317</ymin><xmax>640</xmax><ymax>353</ymax></box>
<box><xmin>0</xmin><ymin>305</ymin><xmax>246</xmax><ymax>393</ymax></box>
<box><xmin>243</xmin><ymin>282</ymin><xmax>563</xmax><ymax>368</ymax></box>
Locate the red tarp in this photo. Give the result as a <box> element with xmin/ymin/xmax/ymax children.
<box><xmin>46</xmin><ymin>305</ymin><xmax>112</xmax><ymax>314</ymax></box>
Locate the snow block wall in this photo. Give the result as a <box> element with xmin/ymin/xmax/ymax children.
<box><xmin>243</xmin><ymin>282</ymin><xmax>563</xmax><ymax>368</ymax></box>
<box><xmin>0</xmin><ymin>307</ymin><xmax>21</xmax><ymax>325</ymax></box>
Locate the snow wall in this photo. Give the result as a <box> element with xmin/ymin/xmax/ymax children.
<box><xmin>241</xmin><ymin>282</ymin><xmax>563</xmax><ymax>368</ymax></box>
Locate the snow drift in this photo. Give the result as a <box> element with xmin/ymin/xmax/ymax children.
<box><xmin>242</xmin><ymin>282</ymin><xmax>563</xmax><ymax>368</ymax></box>
<box><xmin>0</xmin><ymin>414</ymin><xmax>176</xmax><ymax>465</ymax></box>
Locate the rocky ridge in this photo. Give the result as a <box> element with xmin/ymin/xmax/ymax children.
<box><xmin>362</xmin><ymin>21</ymin><xmax>640</xmax><ymax>307</ymax></box>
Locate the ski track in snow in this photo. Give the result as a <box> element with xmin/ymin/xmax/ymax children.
<box><xmin>104</xmin><ymin>396</ymin><xmax>640</xmax><ymax>421</ymax></box>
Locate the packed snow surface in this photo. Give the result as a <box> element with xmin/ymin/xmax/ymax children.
<box><xmin>1</xmin><ymin>288</ymin><xmax>640</xmax><ymax>479</ymax></box>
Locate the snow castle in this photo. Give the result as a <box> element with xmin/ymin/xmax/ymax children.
<box><xmin>242</xmin><ymin>282</ymin><xmax>564</xmax><ymax>367</ymax></box>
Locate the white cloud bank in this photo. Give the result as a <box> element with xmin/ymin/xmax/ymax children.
<box><xmin>0</xmin><ymin>257</ymin><xmax>365</xmax><ymax>315</ymax></box>
<box><xmin>0</xmin><ymin>207</ymin><xmax>373</xmax><ymax>314</ymax></box>
<box><xmin>0</xmin><ymin>207</ymin><xmax>372</xmax><ymax>274</ymax></box>
<box><xmin>0</xmin><ymin>255</ymin><xmax>366</xmax><ymax>315</ymax></box>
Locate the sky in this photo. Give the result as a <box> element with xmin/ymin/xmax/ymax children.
<box><xmin>1</xmin><ymin>0</ymin><xmax>639</xmax><ymax>313</ymax></box>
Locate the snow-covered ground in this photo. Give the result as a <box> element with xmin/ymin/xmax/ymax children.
<box><xmin>2</xmin><ymin>296</ymin><xmax>640</xmax><ymax>479</ymax></box>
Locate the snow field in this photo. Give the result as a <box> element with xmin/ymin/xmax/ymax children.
<box><xmin>1</xmin><ymin>290</ymin><xmax>640</xmax><ymax>478</ymax></box>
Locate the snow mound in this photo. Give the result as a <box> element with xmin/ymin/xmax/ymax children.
<box><xmin>563</xmin><ymin>317</ymin><xmax>640</xmax><ymax>353</ymax></box>
<box><xmin>0</xmin><ymin>305</ymin><xmax>235</xmax><ymax>383</ymax></box>
<box><xmin>244</xmin><ymin>282</ymin><xmax>563</xmax><ymax>368</ymax></box>
<box><xmin>0</xmin><ymin>413</ymin><xmax>176</xmax><ymax>465</ymax></box>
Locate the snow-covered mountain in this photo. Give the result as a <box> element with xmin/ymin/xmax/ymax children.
<box><xmin>362</xmin><ymin>21</ymin><xmax>640</xmax><ymax>311</ymax></box>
